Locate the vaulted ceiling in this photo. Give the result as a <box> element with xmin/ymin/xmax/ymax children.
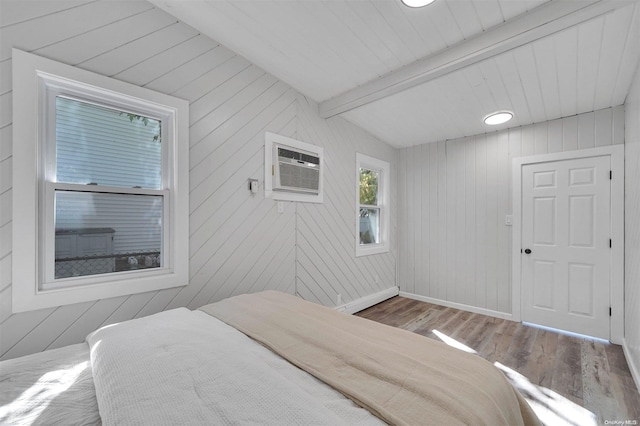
<box><xmin>150</xmin><ymin>0</ymin><xmax>640</xmax><ymax>148</ymax></box>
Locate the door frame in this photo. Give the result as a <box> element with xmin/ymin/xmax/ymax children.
<box><xmin>512</xmin><ymin>145</ymin><xmax>624</xmax><ymax>343</ymax></box>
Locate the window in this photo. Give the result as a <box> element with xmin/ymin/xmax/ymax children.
<box><xmin>356</xmin><ymin>153</ymin><xmax>390</xmax><ymax>257</ymax></box>
<box><xmin>12</xmin><ymin>49</ymin><xmax>189</xmax><ymax>312</ymax></box>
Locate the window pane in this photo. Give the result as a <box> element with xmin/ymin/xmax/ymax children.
<box><xmin>359</xmin><ymin>168</ymin><xmax>378</xmax><ymax>205</ymax></box>
<box><xmin>56</xmin><ymin>97</ymin><xmax>162</xmax><ymax>189</ymax></box>
<box><xmin>54</xmin><ymin>191</ymin><xmax>162</xmax><ymax>279</ymax></box>
<box><xmin>359</xmin><ymin>208</ymin><xmax>380</xmax><ymax>245</ymax></box>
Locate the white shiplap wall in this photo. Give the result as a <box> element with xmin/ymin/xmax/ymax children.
<box><xmin>398</xmin><ymin>106</ymin><xmax>625</xmax><ymax>315</ymax></box>
<box><xmin>624</xmin><ymin>62</ymin><xmax>640</xmax><ymax>386</ymax></box>
<box><xmin>0</xmin><ymin>0</ymin><xmax>396</xmax><ymax>360</ymax></box>
<box><xmin>295</xmin><ymin>95</ymin><xmax>397</xmax><ymax>306</ymax></box>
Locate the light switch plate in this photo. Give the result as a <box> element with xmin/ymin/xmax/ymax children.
<box><xmin>248</xmin><ymin>178</ymin><xmax>259</xmax><ymax>194</ymax></box>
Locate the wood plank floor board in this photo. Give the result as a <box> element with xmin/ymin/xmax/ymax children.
<box><xmin>621</xmin><ymin>375</ymin><xmax>640</xmax><ymax>421</ymax></box>
<box><xmin>525</xmin><ymin>329</ymin><xmax>559</xmax><ymax>389</ymax></box>
<box><xmin>436</xmin><ymin>308</ymin><xmax>469</xmax><ymax>336</ymax></box>
<box><xmin>356</xmin><ymin>296</ymin><xmax>640</xmax><ymax>425</ymax></box>
<box><xmin>582</xmin><ymin>340</ymin><xmax>618</xmax><ymax>422</ymax></box>
<box><xmin>454</xmin><ymin>313</ymin><xmax>483</xmax><ymax>342</ymax></box>
<box><xmin>465</xmin><ymin>316</ymin><xmax>500</xmax><ymax>352</ymax></box>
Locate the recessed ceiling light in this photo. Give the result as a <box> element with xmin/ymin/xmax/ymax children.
<box><xmin>483</xmin><ymin>111</ymin><xmax>514</xmax><ymax>125</ymax></box>
<box><xmin>401</xmin><ymin>0</ymin><xmax>436</xmax><ymax>8</ymax></box>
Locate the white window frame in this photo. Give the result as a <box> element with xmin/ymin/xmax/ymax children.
<box><xmin>12</xmin><ymin>49</ymin><xmax>189</xmax><ymax>313</ymax></box>
<box><xmin>355</xmin><ymin>153</ymin><xmax>390</xmax><ymax>257</ymax></box>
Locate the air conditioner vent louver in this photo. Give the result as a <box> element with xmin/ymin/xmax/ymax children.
<box><xmin>278</xmin><ymin>147</ymin><xmax>320</xmax><ymax>165</ymax></box>
<box><xmin>278</xmin><ymin>161</ymin><xmax>319</xmax><ymax>191</ymax></box>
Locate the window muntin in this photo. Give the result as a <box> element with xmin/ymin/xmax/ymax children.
<box><xmin>355</xmin><ymin>154</ymin><xmax>390</xmax><ymax>257</ymax></box>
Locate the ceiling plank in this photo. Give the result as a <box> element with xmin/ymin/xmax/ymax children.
<box><xmin>493</xmin><ymin>52</ymin><xmax>533</xmax><ymax>125</ymax></box>
<box><xmin>554</xmin><ymin>26</ymin><xmax>579</xmax><ymax>118</ymax></box>
<box><xmin>512</xmin><ymin>44</ymin><xmax>547</xmax><ymax>123</ymax></box>
<box><xmin>445</xmin><ymin>1</ymin><xmax>484</xmax><ymax>41</ymax></box>
<box><xmin>594</xmin><ymin>6</ymin><xmax>635</xmax><ymax>109</ymax></box>
<box><xmin>473</xmin><ymin>0</ymin><xmax>505</xmax><ymax>31</ymax></box>
<box><xmin>319</xmin><ymin>0</ymin><xmax>627</xmax><ymax>119</ymax></box>
<box><xmin>576</xmin><ymin>17</ymin><xmax>604</xmax><ymax>114</ymax></box>
<box><xmin>532</xmin><ymin>35</ymin><xmax>561</xmax><ymax>120</ymax></box>
<box><xmin>611</xmin><ymin>3</ymin><xmax>640</xmax><ymax>104</ymax></box>
<box><xmin>498</xmin><ymin>0</ymin><xmax>546</xmax><ymax>22</ymax></box>
<box><xmin>477</xmin><ymin>58</ymin><xmax>513</xmax><ymax>117</ymax></box>
<box><xmin>369</xmin><ymin>1</ymin><xmax>431</xmax><ymax>60</ymax></box>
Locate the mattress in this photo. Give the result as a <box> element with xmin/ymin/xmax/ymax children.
<box><xmin>0</xmin><ymin>315</ymin><xmax>384</xmax><ymax>426</ymax></box>
<box><xmin>0</xmin><ymin>343</ymin><xmax>100</xmax><ymax>426</ymax></box>
<box><xmin>0</xmin><ymin>291</ymin><xmax>540</xmax><ymax>425</ymax></box>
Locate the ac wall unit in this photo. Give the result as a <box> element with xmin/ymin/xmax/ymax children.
<box><xmin>265</xmin><ymin>132</ymin><xmax>323</xmax><ymax>203</ymax></box>
<box><xmin>274</xmin><ymin>144</ymin><xmax>320</xmax><ymax>194</ymax></box>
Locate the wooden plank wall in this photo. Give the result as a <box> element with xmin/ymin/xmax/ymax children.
<box><xmin>0</xmin><ymin>0</ymin><xmax>397</xmax><ymax>360</ymax></box>
<box><xmin>397</xmin><ymin>106</ymin><xmax>625</xmax><ymax>315</ymax></box>
<box><xmin>624</xmin><ymin>63</ymin><xmax>640</xmax><ymax>386</ymax></box>
<box><xmin>295</xmin><ymin>95</ymin><xmax>397</xmax><ymax>306</ymax></box>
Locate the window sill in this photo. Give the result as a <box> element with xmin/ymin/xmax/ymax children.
<box><xmin>356</xmin><ymin>244</ymin><xmax>390</xmax><ymax>257</ymax></box>
<box><xmin>13</xmin><ymin>269</ymin><xmax>188</xmax><ymax>313</ymax></box>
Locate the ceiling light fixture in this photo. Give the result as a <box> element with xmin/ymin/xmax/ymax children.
<box><xmin>483</xmin><ymin>110</ymin><xmax>514</xmax><ymax>125</ymax></box>
<box><xmin>401</xmin><ymin>0</ymin><xmax>436</xmax><ymax>8</ymax></box>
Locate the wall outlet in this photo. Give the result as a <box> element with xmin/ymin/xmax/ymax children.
<box><xmin>336</xmin><ymin>293</ymin><xmax>342</xmax><ymax>305</ymax></box>
<box><xmin>505</xmin><ymin>215</ymin><xmax>513</xmax><ymax>226</ymax></box>
<box><xmin>277</xmin><ymin>201</ymin><xmax>285</xmax><ymax>213</ymax></box>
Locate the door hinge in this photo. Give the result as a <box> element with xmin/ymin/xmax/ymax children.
<box><xmin>610</xmin><ymin>170</ymin><xmax>612</xmax><ymax>180</ymax></box>
<box><xmin>272</xmin><ymin>164</ymin><xmax>275</xmax><ymax>176</ymax></box>
<box><xmin>609</xmin><ymin>307</ymin><xmax>612</xmax><ymax>316</ymax></box>
<box><xmin>609</xmin><ymin>239</ymin><xmax>612</xmax><ymax>248</ymax></box>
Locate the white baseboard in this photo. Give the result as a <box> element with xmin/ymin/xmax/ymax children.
<box><xmin>336</xmin><ymin>286</ymin><xmax>399</xmax><ymax>314</ymax></box>
<box><xmin>399</xmin><ymin>292</ymin><xmax>514</xmax><ymax>321</ymax></box>
<box><xmin>622</xmin><ymin>339</ymin><xmax>640</xmax><ymax>392</ymax></box>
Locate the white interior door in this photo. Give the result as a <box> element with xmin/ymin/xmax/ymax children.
<box><xmin>521</xmin><ymin>156</ymin><xmax>611</xmax><ymax>339</ymax></box>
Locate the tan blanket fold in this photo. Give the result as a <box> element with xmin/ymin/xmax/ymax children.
<box><xmin>199</xmin><ymin>291</ymin><xmax>541</xmax><ymax>426</ymax></box>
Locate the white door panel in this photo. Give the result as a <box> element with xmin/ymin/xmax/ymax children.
<box><xmin>521</xmin><ymin>156</ymin><xmax>610</xmax><ymax>339</ymax></box>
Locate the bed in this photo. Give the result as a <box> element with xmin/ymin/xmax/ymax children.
<box><xmin>0</xmin><ymin>291</ymin><xmax>540</xmax><ymax>425</ymax></box>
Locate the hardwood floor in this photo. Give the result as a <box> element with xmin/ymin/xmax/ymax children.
<box><xmin>356</xmin><ymin>297</ymin><xmax>640</xmax><ymax>425</ymax></box>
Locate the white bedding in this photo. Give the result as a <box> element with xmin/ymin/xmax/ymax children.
<box><xmin>1</xmin><ymin>307</ymin><xmax>384</xmax><ymax>426</ymax></box>
<box><xmin>0</xmin><ymin>343</ymin><xmax>100</xmax><ymax>426</ymax></box>
<box><xmin>0</xmin><ymin>309</ymin><xmax>382</xmax><ymax>426</ymax></box>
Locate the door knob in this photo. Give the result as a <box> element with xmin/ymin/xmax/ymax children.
<box><xmin>524</xmin><ymin>248</ymin><xmax>532</xmax><ymax>254</ymax></box>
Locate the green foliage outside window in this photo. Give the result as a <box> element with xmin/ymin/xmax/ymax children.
<box><xmin>359</xmin><ymin>168</ymin><xmax>378</xmax><ymax>206</ymax></box>
<box><xmin>359</xmin><ymin>168</ymin><xmax>379</xmax><ymax>244</ymax></box>
<box><xmin>123</xmin><ymin>113</ymin><xmax>161</xmax><ymax>142</ymax></box>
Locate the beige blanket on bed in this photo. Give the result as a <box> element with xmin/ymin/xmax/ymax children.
<box><xmin>199</xmin><ymin>291</ymin><xmax>540</xmax><ymax>426</ymax></box>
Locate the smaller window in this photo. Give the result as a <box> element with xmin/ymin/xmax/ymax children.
<box><xmin>356</xmin><ymin>153</ymin><xmax>390</xmax><ymax>257</ymax></box>
<box><xmin>359</xmin><ymin>168</ymin><xmax>380</xmax><ymax>245</ymax></box>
